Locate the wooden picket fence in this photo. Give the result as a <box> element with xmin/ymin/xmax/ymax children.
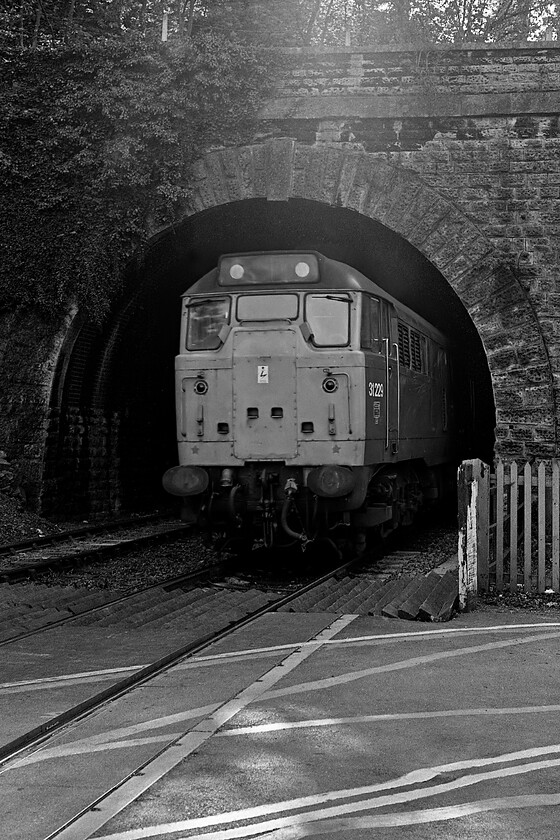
<box><xmin>458</xmin><ymin>458</ymin><xmax>560</xmax><ymax>607</ymax></box>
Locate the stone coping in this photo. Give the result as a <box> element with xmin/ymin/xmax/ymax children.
<box><xmin>283</xmin><ymin>40</ymin><xmax>560</xmax><ymax>56</ymax></box>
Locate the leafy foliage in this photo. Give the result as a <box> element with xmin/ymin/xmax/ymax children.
<box><xmin>4</xmin><ymin>0</ymin><xmax>557</xmax><ymax>52</ymax></box>
<box><xmin>293</xmin><ymin>0</ymin><xmax>559</xmax><ymax>44</ymax></box>
<box><xmin>0</xmin><ymin>32</ymin><xmax>273</xmax><ymax>320</ymax></box>
<box><xmin>0</xmin><ymin>0</ymin><xmax>557</xmax><ymax>320</ymax></box>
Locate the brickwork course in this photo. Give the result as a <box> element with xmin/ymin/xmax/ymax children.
<box><xmin>2</xmin><ymin>41</ymin><xmax>560</xmax><ymax>515</ymax></box>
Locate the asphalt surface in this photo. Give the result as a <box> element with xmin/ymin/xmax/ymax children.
<box><xmin>2</xmin><ymin>609</ymin><xmax>560</xmax><ymax>839</ymax></box>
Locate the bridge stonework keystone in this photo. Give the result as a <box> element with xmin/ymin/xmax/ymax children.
<box><xmin>264</xmin><ymin>138</ymin><xmax>296</xmax><ymax>201</ymax></box>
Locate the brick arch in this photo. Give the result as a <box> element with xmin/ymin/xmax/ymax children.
<box><xmin>170</xmin><ymin>138</ymin><xmax>555</xmax><ymax>457</ymax></box>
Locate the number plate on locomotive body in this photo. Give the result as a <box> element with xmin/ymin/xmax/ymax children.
<box><xmin>257</xmin><ymin>365</ymin><xmax>269</xmax><ymax>384</ymax></box>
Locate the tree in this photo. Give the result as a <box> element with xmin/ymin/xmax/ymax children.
<box><xmin>0</xmin><ymin>0</ymin><xmax>556</xmax><ymax>321</ymax></box>
<box><xmin>0</xmin><ymin>28</ymin><xmax>274</xmax><ymax>320</ymax></box>
<box><xmin>1</xmin><ymin>0</ymin><xmax>557</xmax><ymax>50</ymax></box>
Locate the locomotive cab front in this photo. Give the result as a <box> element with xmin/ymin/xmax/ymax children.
<box><xmin>163</xmin><ymin>251</ymin><xmax>456</xmax><ymax>552</ymax></box>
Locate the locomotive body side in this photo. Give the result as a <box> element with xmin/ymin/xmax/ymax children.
<box><xmin>163</xmin><ymin>252</ymin><xmax>457</xmax><ymax>548</ymax></box>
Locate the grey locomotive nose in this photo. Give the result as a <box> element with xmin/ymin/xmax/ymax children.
<box><xmin>165</xmin><ymin>251</ymin><xmax>457</xmax><ymax>549</ymax></box>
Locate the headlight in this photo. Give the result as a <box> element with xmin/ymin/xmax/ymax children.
<box><xmin>307</xmin><ymin>466</ymin><xmax>355</xmax><ymax>498</ymax></box>
<box><xmin>162</xmin><ymin>466</ymin><xmax>209</xmax><ymax>497</ymax></box>
<box><xmin>229</xmin><ymin>263</ymin><xmax>244</xmax><ymax>279</ymax></box>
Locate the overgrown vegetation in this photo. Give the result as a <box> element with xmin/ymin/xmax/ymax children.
<box><xmin>1</xmin><ymin>0</ymin><xmax>558</xmax><ymax>320</ymax></box>
<box><xmin>0</xmin><ymin>29</ymin><xmax>273</xmax><ymax>320</ymax></box>
<box><xmin>2</xmin><ymin>0</ymin><xmax>558</xmax><ymax>49</ymax></box>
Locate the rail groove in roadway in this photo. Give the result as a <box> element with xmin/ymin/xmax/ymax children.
<box><xmin>0</xmin><ymin>540</ymin><xmax>467</xmax><ymax>840</ymax></box>
<box><xmin>0</xmin><ymin>555</ymin><xmax>361</xmax><ymax>769</ymax></box>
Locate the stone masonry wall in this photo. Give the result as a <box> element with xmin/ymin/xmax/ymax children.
<box><xmin>259</xmin><ymin>42</ymin><xmax>560</xmax><ymax>460</ymax></box>
<box><xmin>0</xmin><ymin>309</ymin><xmax>75</xmax><ymax>509</ymax></box>
<box><xmin>184</xmin><ymin>139</ymin><xmax>555</xmax><ymax>461</ymax></box>
<box><xmin>2</xmin><ymin>42</ymin><xmax>560</xmax><ymax>514</ymax></box>
<box><xmin>268</xmin><ymin>42</ymin><xmax>560</xmax><ymax>106</ymax></box>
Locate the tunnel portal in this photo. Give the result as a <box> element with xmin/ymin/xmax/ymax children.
<box><xmin>45</xmin><ymin>197</ymin><xmax>495</xmax><ymax>518</ymax></box>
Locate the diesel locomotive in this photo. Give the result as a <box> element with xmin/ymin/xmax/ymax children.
<box><xmin>162</xmin><ymin>251</ymin><xmax>457</xmax><ymax>552</ymax></box>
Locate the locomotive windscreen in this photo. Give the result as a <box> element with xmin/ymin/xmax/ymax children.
<box><xmin>218</xmin><ymin>253</ymin><xmax>319</xmax><ymax>286</ymax></box>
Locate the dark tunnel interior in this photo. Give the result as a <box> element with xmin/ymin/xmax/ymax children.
<box><xmin>54</xmin><ymin>197</ymin><xmax>496</xmax><ymax>514</ymax></box>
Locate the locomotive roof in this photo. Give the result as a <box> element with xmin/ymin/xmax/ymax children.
<box><xmin>184</xmin><ymin>251</ymin><xmax>448</xmax><ymax>346</ymax></box>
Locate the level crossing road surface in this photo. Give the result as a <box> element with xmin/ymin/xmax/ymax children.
<box><xmin>2</xmin><ymin>610</ymin><xmax>560</xmax><ymax>839</ymax></box>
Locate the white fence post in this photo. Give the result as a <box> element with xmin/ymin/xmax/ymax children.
<box><xmin>458</xmin><ymin>459</ymin><xmax>489</xmax><ymax>610</ymax></box>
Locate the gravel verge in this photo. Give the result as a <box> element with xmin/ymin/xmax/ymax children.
<box><xmin>33</xmin><ymin>534</ymin><xmax>220</xmax><ymax>593</ymax></box>
<box><xmin>355</xmin><ymin>517</ymin><xmax>459</xmax><ymax>579</ymax></box>
<box><xmin>5</xmin><ymin>494</ymin><xmax>560</xmax><ymax>614</ymax></box>
<box><xmin>0</xmin><ymin>492</ymin><xmax>67</xmax><ymax>544</ymax></box>
<box><xmin>478</xmin><ymin>589</ymin><xmax>560</xmax><ymax>614</ymax></box>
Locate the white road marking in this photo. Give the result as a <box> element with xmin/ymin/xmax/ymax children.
<box><xmin>95</xmin><ymin>748</ymin><xmax>560</xmax><ymax>839</ymax></box>
<box><xmin>3</xmin><ymin>650</ymin><xmax>52</xmax><ymax>658</ymax></box>
<box><xmin>22</xmin><ymin>734</ymin><xmax>185</xmax><ymax>762</ymax></box>
<box><xmin>49</xmin><ymin>615</ymin><xmax>359</xmax><ymax>840</ymax></box>
<box><xmin>13</xmin><ymin>701</ymin><xmax>560</xmax><ymax>770</ymax></box>
<box><xmin>252</xmin><ymin>794</ymin><xmax>560</xmax><ymax>837</ymax></box>
<box><xmin>6</xmin><ymin>705</ymin><xmax>219</xmax><ymax>770</ymax></box>
<box><xmin>217</xmin><ymin>703</ymin><xmax>560</xmax><ymax>736</ymax></box>
<box><xmin>8</xmin><ymin>629</ymin><xmax>560</xmax><ymax>769</ymax></box>
<box><xmin>183</xmin><ymin>622</ymin><xmax>560</xmax><ymax>665</ymax></box>
<box><xmin>261</xmin><ymin>628</ymin><xmax>560</xmax><ymax>701</ymax></box>
<box><xmin>2</xmin><ymin>622</ymin><xmax>557</xmax><ymax>693</ymax></box>
<box><xmin>0</xmin><ymin>666</ymin><xmax>143</xmax><ymax>694</ymax></box>
<box><xmin>81</xmin><ymin>706</ymin><xmax>218</xmax><ymax>743</ymax></box>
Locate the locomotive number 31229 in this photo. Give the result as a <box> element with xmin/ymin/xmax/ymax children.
<box><xmin>368</xmin><ymin>382</ymin><xmax>384</xmax><ymax>397</ymax></box>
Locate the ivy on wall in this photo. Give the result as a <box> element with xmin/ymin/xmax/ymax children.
<box><xmin>0</xmin><ymin>34</ymin><xmax>273</xmax><ymax>322</ymax></box>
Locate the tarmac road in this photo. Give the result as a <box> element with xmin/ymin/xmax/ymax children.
<box><xmin>3</xmin><ymin>609</ymin><xmax>560</xmax><ymax>839</ymax></box>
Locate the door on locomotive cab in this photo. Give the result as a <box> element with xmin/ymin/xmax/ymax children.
<box><xmin>362</xmin><ymin>295</ymin><xmax>385</xmax><ymax>456</ymax></box>
<box><xmin>362</xmin><ymin>296</ymin><xmax>398</xmax><ymax>457</ymax></box>
<box><xmin>232</xmin><ymin>328</ymin><xmax>298</xmax><ymax>460</ymax></box>
<box><xmin>383</xmin><ymin>303</ymin><xmax>400</xmax><ymax>455</ymax></box>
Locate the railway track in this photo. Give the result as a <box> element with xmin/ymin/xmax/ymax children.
<box><xmin>0</xmin><ymin>513</ymin><xmax>191</xmax><ymax>582</ymax></box>
<box><xmin>0</xmin><ymin>554</ymin><xmax>359</xmax><ymax>768</ymax></box>
<box><xmin>0</xmin><ymin>559</ymin><xmax>226</xmax><ymax>646</ymax></box>
<box><xmin>0</xmin><ymin>523</ymin><xmax>459</xmax><ymax>840</ymax></box>
<box><xmin>0</xmin><ymin>540</ymin><xmax>457</xmax><ymax>751</ymax></box>
<box><xmin>0</xmin><ymin>520</ymin><xmax>459</xmax><ymax>644</ymax></box>
<box><xmin>0</xmin><ymin>512</ymin><xmax>214</xmax><ymax>644</ymax></box>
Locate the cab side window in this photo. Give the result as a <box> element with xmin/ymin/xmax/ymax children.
<box><xmin>305</xmin><ymin>294</ymin><xmax>351</xmax><ymax>347</ymax></box>
<box><xmin>360</xmin><ymin>296</ymin><xmax>380</xmax><ymax>351</ymax></box>
<box><xmin>186</xmin><ymin>297</ymin><xmax>230</xmax><ymax>350</ymax></box>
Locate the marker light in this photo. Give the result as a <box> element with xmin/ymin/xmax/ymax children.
<box><xmin>307</xmin><ymin>466</ymin><xmax>356</xmax><ymax>498</ymax></box>
<box><xmin>230</xmin><ymin>264</ymin><xmax>244</xmax><ymax>280</ymax></box>
<box><xmin>295</xmin><ymin>261</ymin><xmax>310</xmax><ymax>278</ymax></box>
<box><xmin>322</xmin><ymin>377</ymin><xmax>338</xmax><ymax>393</ymax></box>
<box><xmin>162</xmin><ymin>466</ymin><xmax>209</xmax><ymax>497</ymax></box>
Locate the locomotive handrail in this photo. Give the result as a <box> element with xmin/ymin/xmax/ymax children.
<box><xmin>393</xmin><ymin>342</ymin><xmax>401</xmax><ymax>451</ymax></box>
<box><xmin>383</xmin><ymin>338</ymin><xmax>390</xmax><ymax>450</ymax></box>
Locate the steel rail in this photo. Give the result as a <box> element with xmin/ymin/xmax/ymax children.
<box><xmin>0</xmin><ymin>554</ymin><xmax>358</xmax><ymax>769</ymax></box>
<box><xmin>0</xmin><ymin>519</ymin><xmax>192</xmax><ymax>582</ymax></box>
<box><xmin>0</xmin><ymin>512</ymin><xmax>176</xmax><ymax>557</ymax></box>
<box><xmin>0</xmin><ymin>560</ymin><xmax>227</xmax><ymax>648</ymax></box>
